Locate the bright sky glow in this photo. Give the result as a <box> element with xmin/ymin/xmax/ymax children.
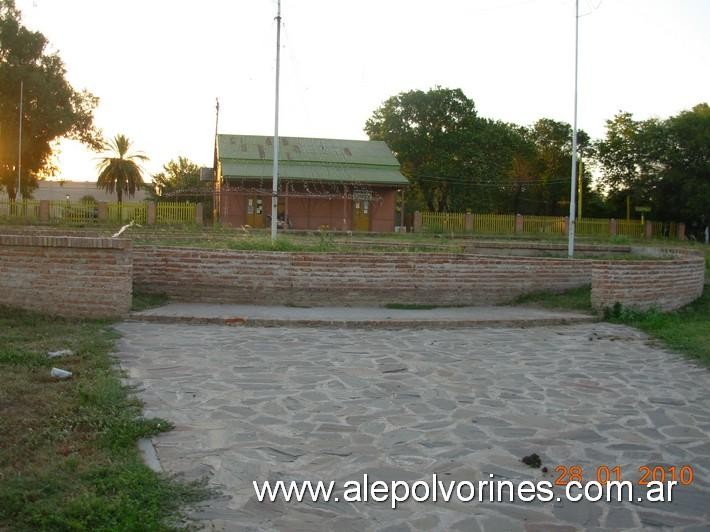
<box><xmin>15</xmin><ymin>0</ymin><xmax>710</xmax><ymax>182</ymax></box>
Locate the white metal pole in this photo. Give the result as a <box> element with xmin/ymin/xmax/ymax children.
<box><xmin>567</xmin><ymin>0</ymin><xmax>579</xmax><ymax>257</ymax></box>
<box><xmin>17</xmin><ymin>80</ymin><xmax>23</xmax><ymax>201</ymax></box>
<box><xmin>271</xmin><ymin>0</ymin><xmax>282</xmax><ymax>241</ymax></box>
<box><xmin>215</xmin><ymin>97</ymin><xmax>220</xmax><ymax>138</ymax></box>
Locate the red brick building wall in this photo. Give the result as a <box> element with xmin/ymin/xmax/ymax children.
<box><xmin>0</xmin><ymin>234</ymin><xmax>132</xmax><ymax>318</ymax></box>
<box><xmin>218</xmin><ymin>184</ymin><xmax>399</xmax><ymax>232</ymax></box>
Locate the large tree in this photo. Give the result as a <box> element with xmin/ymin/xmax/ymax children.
<box><xmin>149</xmin><ymin>156</ymin><xmax>208</xmax><ymax>203</ymax></box>
<box><xmin>0</xmin><ymin>0</ymin><xmax>100</xmax><ymax>199</ymax></box>
<box><xmin>365</xmin><ymin>87</ymin><xmax>523</xmax><ymax>212</ymax></box>
<box><xmin>96</xmin><ymin>134</ymin><xmax>147</xmax><ymax>203</ymax></box>
<box><xmin>365</xmin><ymin>87</ymin><xmax>478</xmax><ymax>211</ymax></box>
<box><xmin>523</xmin><ymin>118</ymin><xmax>590</xmax><ymax>216</ymax></box>
<box><xmin>595</xmin><ymin>104</ymin><xmax>709</xmax><ymax>232</ymax></box>
<box><xmin>365</xmin><ymin>87</ymin><xmax>597</xmax><ymax>215</ymax></box>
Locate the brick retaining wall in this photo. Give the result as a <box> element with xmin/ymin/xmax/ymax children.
<box><xmin>2</xmin><ymin>235</ymin><xmax>703</xmax><ymax>315</ymax></box>
<box><xmin>133</xmin><ymin>247</ymin><xmax>594</xmax><ymax>306</ymax></box>
<box><xmin>591</xmin><ymin>250</ymin><xmax>705</xmax><ymax>312</ymax></box>
<box><xmin>0</xmin><ymin>235</ymin><xmax>132</xmax><ymax>318</ymax></box>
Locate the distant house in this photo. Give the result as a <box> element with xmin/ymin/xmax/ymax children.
<box><xmin>2</xmin><ymin>180</ymin><xmax>147</xmax><ymax>202</ymax></box>
<box><xmin>214</xmin><ymin>134</ymin><xmax>408</xmax><ymax>231</ymax></box>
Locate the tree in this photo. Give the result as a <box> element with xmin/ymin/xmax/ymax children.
<box><xmin>0</xmin><ymin>0</ymin><xmax>100</xmax><ymax>199</ymax></box>
<box><xmin>96</xmin><ymin>134</ymin><xmax>147</xmax><ymax>203</ymax></box>
<box><xmin>149</xmin><ymin>156</ymin><xmax>208</xmax><ymax>203</ymax></box>
<box><xmin>595</xmin><ymin>104</ymin><xmax>709</xmax><ymax>232</ymax></box>
<box><xmin>365</xmin><ymin>87</ymin><xmax>478</xmax><ymax>211</ymax></box>
<box><xmin>524</xmin><ymin>118</ymin><xmax>590</xmax><ymax>216</ymax></box>
<box><xmin>365</xmin><ymin>87</ymin><xmax>523</xmax><ymax>212</ymax></box>
<box><xmin>658</xmin><ymin>103</ymin><xmax>710</xmax><ymax>232</ymax></box>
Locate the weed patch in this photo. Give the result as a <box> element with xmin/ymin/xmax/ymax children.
<box><xmin>0</xmin><ymin>307</ymin><xmax>208</xmax><ymax>530</ymax></box>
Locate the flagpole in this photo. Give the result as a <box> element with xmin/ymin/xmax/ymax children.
<box><xmin>17</xmin><ymin>80</ymin><xmax>23</xmax><ymax>201</ymax></box>
<box><xmin>271</xmin><ymin>0</ymin><xmax>282</xmax><ymax>241</ymax></box>
<box><xmin>567</xmin><ymin>0</ymin><xmax>579</xmax><ymax>257</ymax></box>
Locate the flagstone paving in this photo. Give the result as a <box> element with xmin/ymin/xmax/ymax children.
<box><xmin>114</xmin><ymin>322</ymin><xmax>710</xmax><ymax>531</ymax></box>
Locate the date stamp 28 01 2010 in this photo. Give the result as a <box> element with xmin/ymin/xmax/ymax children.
<box><xmin>553</xmin><ymin>464</ymin><xmax>694</xmax><ymax>487</ymax></box>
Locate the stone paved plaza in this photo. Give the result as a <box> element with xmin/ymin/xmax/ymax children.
<box><xmin>115</xmin><ymin>322</ymin><xmax>710</xmax><ymax>531</ymax></box>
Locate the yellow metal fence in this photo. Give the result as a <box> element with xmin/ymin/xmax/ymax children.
<box><xmin>576</xmin><ymin>218</ymin><xmax>609</xmax><ymax>237</ymax></box>
<box><xmin>473</xmin><ymin>213</ymin><xmax>516</xmax><ymax>234</ymax></box>
<box><xmin>616</xmin><ymin>220</ymin><xmax>644</xmax><ymax>239</ymax></box>
<box><xmin>418</xmin><ymin>211</ymin><xmax>680</xmax><ymax>239</ymax></box>
<box><xmin>421</xmin><ymin>211</ymin><xmax>465</xmax><ymax>233</ymax></box>
<box><xmin>0</xmin><ymin>200</ymin><xmax>197</xmax><ymax>225</ymax></box>
<box><xmin>50</xmin><ymin>201</ymin><xmax>98</xmax><ymax>223</ymax></box>
<box><xmin>522</xmin><ymin>215</ymin><xmax>565</xmax><ymax>235</ymax></box>
<box><xmin>0</xmin><ymin>200</ymin><xmax>41</xmax><ymax>219</ymax></box>
<box><xmin>156</xmin><ymin>202</ymin><xmax>196</xmax><ymax>224</ymax></box>
<box><xmin>107</xmin><ymin>202</ymin><xmax>147</xmax><ymax>224</ymax></box>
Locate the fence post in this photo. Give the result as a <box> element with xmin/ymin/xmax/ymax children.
<box><xmin>676</xmin><ymin>222</ymin><xmax>685</xmax><ymax>240</ymax></box>
<box><xmin>39</xmin><ymin>200</ymin><xmax>50</xmax><ymax>222</ymax></box>
<box><xmin>609</xmin><ymin>218</ymin><xmax>617</xmax><ymax>237</ymax></box>
<box><xmin>413</xmin><ymin>211</ymin><xmax>422</xmax><ymax>232</ymax></box>
<box><xmin>97</xmin><ymin>202</ymin><xmax>108</xmax><ymax>222</ymax></box>
<box><xmin>515</xmin><ymin>214</ymin><xmax>524</xmax><ymax>234</ymax></box>
<box><xmin>644</xmin><ymin>220</ymin><xmax>652</xmax><ymax>239</ymax></box>
<box><xmin>464</xmin><ymin>212</ymin><xmax>473</xmax><ymax>232</ymax></box>
<box><xmin>562</xmin><ymin>216</ymin><xmax>569</xmax><ymax>235</ymax></box>
<box><xmin>195</xmin><ymin>203</ymin><xmax>204</xmax><ymax>225</ymax></box>
<box><xmin>147</xmin><ymin>201</ymin><xmax>156</xmax><ymax>225</ymax></box>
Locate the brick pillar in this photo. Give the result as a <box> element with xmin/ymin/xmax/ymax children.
<box><xmin>39</xmin><ymin>200</ymin><xmax>50</xmax><ymax>222</ymax></box>
<box><xmin>97</xmin><ymin>202</ymin><xmax>108</xmax><ymax>222</ymax></box>
<box><xmin>563</xmin><ymin>216</ymin><xmax>569</xmax><ymax>235</ymax></box>
<box><xmin>677</xmin><ymin>222</ymin><xmax>686</xmax><ymax>240</ymax></box>
<box><xmin>515</xmin><ymin>214</ymin><xmax>524</xmax><ymax>234</ymax></box>
<box><xmin>413</xmin><ymin>211</ymin><xmax>422</xmax><ymax>232</ymax></box>
<box><xmin>464</xmin><ymin>212</ymin><xmax>473</xmax><ymax>232</ymax></box>
<box><xmin>609</xmin><ymin>218</ymin><xmax>617</xmax><ymax>237</ymax></box>
<box><xmin>146</xmin><ymin>201</ymin><xmax>156</xmax><ymax>225</ymax></box>
<box><xmin>196</xmin><ymin>203</ymin><xmax>204</xmax><ymax>225</ymax></box>
<box><xmin>644</xmin><ymin>220</ymin><xmax>653</xmax><ymax>238</ymax></box>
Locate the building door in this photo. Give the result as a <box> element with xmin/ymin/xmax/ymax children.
<box><xmin>353</xmin><ymin>199</ymin><xmax>370</xmax><ymax>231</ymax></box>
<box><xmin>247</xmin><ymin>196</ymin><xmax>265</xmax><ymax>228</ymax></box>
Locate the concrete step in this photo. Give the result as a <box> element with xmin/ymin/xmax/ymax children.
<box><xmin>129</xmin><ymin>303</ymin><xmax>597</xmax><ymax>329</ymax></box>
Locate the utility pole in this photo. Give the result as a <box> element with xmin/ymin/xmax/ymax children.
<box><xmin>626</xmin><ymin>196</ymin><xmax>631</xmax><ymax>221</ymax></box>
<box><xmin>213</xmin><ymin>98</ymin><xmax>220</xmax><ymax>221</ymax></box>
<box><xmin>577</xmin><ymin>158</ymin><xmax>583</xmax><ymax>221</ymax></box>
<box><xmin>17</xmin><ymin>80</ymin><xmax>23</xmax><ymax>202</ymax></box>
<box><xmin>567</xmin><ymin>0</ymin><xmax>579</xmax><ymax>257</ymax></box>
<box><xmin>214</xmin><ymin>98</ymin><xmax>220</xmax><ymax>139</ymax></box>
<box><xmin>271</xmin><ymin>0</ymin><xmax>282</xmax><ymax>241</ymax></box>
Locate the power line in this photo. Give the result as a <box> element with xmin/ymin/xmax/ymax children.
<box><xmin>407</xmin><ymin>175</ymin><xmax>579</xmax><ymax>188</ymax></box>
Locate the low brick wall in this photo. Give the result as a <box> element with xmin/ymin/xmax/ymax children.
<box><xmin>591</xmin><ymin>250</ymin><xmax>705</xmax><ymax>312</ymax></box>
<box><xmin>2</xmin><ymin>235</ymin><xmax>702</xmax><ymax>316</ymax></box>
<box><xmin>0</xmin><ymin>235</ymin><xmax>132</xmax><ymax>318</ymax></box>
<box><xmin>133</xmin><ymin>247</ymin><xmax>593</xmax><ymax>306</ymax></box>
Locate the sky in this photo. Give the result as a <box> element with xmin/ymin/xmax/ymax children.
<box><xmin>15</xmin><ymin>0</ymin><xmax>710</xmax><ymax>182</ymax></box>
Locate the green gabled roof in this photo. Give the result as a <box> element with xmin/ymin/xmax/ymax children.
<box><xmin>217</xmin><ymin>134</ymin><xmax>408</xmax><ymax>185</ymax></box>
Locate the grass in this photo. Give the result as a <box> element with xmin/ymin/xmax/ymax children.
<box><xmin>514</xmin><ymin>285</ymin><xmax>594</xmax><ymax>312</ymax></box>
<box><xmin>0</xmin><ymin>307</ymin><xmax>207</xmax><ymax>530</ymax></box>
<box><xmin>134</xmin><ymin>231</ymin><xmax>466</xmax><ymax>254</ymax></box>
<box><xmin>516</xmin><ymin>284</ymin><xmax>710</xmax><ymax>365</ymax></box>
<box><xmin>605</xmin><ymin>290</ymin><xmax>710</xmax><ymax>364</ymax></box>
<box><xmin>3</xmin><ymin>220</ymin><xmax>706</xmax><ymax>256</ymax></box>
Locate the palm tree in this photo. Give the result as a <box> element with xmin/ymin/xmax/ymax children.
<box><xmin>96</xmin><ymin>134</ymin><xmax>148</xmax><ymax>203</ymax></box>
